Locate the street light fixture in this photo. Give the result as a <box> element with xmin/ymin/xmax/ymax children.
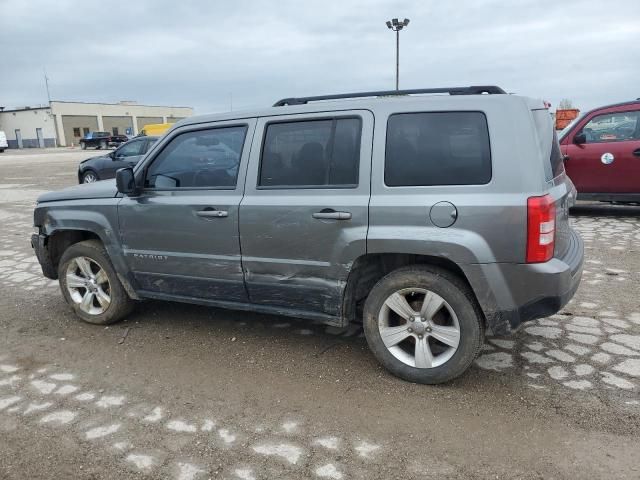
<box><xmin>386</xmin><ymin>18</ymin><xmax>410</xmax><ymax>90</ymax></box>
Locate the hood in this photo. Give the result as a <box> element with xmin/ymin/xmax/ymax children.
<box><xmin>37</xmin><ymin>179</ymin><xmax>118</xmax><ymax>203</ymax></box>
<box><xmin>81</xmin><ymin>154</ymin><xmax>109</xmax><ymax>164</ymax></box>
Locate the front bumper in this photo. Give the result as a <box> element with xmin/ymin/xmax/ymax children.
<box><xmin>464</xmin><ymin>228</ymin><xmax>584</xmax><ymax>335</ymax></box>
<box><xmin>31</xmin><ymin>233</ymin><xmax>57</xmax><ymax>279</ymax></box>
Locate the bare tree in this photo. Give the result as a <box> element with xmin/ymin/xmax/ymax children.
<box><xmin>558</xmin><ymin>98</ymin><xmax>574</xmax><ymax>109</ymax></box>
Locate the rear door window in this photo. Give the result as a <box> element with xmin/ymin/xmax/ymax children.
<box><xmin>385</xmin><ymin>112</ymin><xmax>491</xmax><ymax>186</ymax></box>
<box><xmin>259</xmin><ymin>118</ymin><xmax>361</xmax><ymax>188</ymax></box>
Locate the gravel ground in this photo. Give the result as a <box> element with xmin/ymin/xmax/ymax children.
<box><xmin>0</xmin><ymin>148</ymin><xmax>639</xmax><ymax>479</ymax></box>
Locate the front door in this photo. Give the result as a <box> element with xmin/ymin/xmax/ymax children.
<box><xmin>104</xmin><ymin>138</ymin><xmax>146</xmax><ymax>178</ymax></box>
<box><xmin>239</xmin><ymin>111</ymin><xmax>373</xmax><ymax>318</ymax></box>
<box><xmin>118</xmin><ymin>120</ymin><xmax>256</xmax><ymax>302</ymax></box>
<box><xmin>563</xmin><ymin>110</ymin><xmax>640</xmax><ymax>194</ymax></box>
<box><xmin>36</xmin><ymin>128</ymin><xmax>44</xmax><ymax>148</ymax></box>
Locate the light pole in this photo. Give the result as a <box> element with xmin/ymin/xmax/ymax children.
<box><xmin>386</xmin><ymin>18</ymin><xmax>410</xmax><ymax>90</ymax></box>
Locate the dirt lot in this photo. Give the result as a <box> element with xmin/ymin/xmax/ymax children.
<box><xmin>0</xmin><ymin>148</ymin><xmax>639</xmax><ymax>480</ymax></box>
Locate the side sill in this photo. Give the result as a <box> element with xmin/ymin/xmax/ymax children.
<box><xmin>137</xmin><ymin>290</ymin><xmax>345</xmax><ymax>327</ymax></box>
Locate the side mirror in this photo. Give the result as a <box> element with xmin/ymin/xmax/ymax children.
<box><xmin>573</xmin><ymin>132</ymin><xmax>587</xmax><ymax>145</ymax></box>
<box><xmin>116</xmin><ymin>167</ymin><xmax>137</xmax><ymax>195</ymax></box>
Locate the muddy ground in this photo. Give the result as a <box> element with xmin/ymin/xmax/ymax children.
<box><xmin>0</xmin><ymin>148</ymin><xmax>638</xmax><ymax>479</ymax></box>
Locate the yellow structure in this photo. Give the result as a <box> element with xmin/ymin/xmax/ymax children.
<box><xmin>140</xmin><ymin>122</ymin><xmax>174</xmax><ymax>136</ymax></box>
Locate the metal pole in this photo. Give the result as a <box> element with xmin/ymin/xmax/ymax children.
<box><xmin>395</xmin><ymin>30</ymin><xmax>400</xmax><ymax>90</ymax></box>
<box><xmin>44</xmin><ymin>68</ymin><xmax>52</xmax><ymax>104</ymax></box>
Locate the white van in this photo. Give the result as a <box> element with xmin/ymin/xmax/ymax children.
<box><xmin>0</xmin><ymin>131</ymin><xmax>8</xmax><ymax>152</ymax></box>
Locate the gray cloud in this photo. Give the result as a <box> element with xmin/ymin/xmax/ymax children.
<box><xmin>1</xmin><ymin>0</ymin><xmax>638</xmax><ymax>114</ymax></box>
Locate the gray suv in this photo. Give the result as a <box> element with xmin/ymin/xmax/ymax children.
<box><xmin>31</xmin><ymin>86</ymin><xmax>584</xmax><ymax>384</ymax></box>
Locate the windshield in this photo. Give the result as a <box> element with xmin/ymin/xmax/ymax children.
<box><xmin>559</xmin><ymin>114</ymin><xmax>584</xmax><ymax>140</ymax></box>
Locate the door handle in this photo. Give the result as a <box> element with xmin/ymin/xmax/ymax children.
<box><xmin>633</xmin><ymin>148</ymin><xmax>640</xmax><ymax>157</ymax></box>
<box><xmin>312</xmin><ymin>210</ymin><xmax>352</xmax><ymax>220</ymax></box>
<box><xmin>196</xmin><ymin>208</ymin><xmax>228</xmax><ymax>218</ymax></box>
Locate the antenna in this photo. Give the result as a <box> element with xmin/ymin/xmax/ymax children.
<box><xmin>43</xmin><ymin>68</ymin><xmax>51</xmax><ymax>104</ymax></box>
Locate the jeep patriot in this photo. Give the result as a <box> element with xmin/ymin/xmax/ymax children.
<box><xmin>32</xmin><ymin>86</ymin><xmax>584</xmax><ymax>383</ymax></box>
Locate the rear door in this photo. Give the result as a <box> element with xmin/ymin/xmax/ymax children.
<box><xmin>118</xmin><ymin>120</ymin><xmax>255</xmax><ymax>302</ymax></box>
<box><xmin>563</xmin><ymin>109</ymin><xmax>640</xmax><ymax>194</ymax></box>
<box><xmin>239</xmin><ymin>111</ymin><xmax>373</xmax><ymax>318</ymax></box>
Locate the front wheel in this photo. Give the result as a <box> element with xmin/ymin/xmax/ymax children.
<box><xmin>81</xmin><ymin>170</ymin><xmax>99</xmax><ymax>183</ymax></box>
<box><xmin>363</xmin><ymin>265</ymin><xmax>484</xmax><ymax>384</ymax></box>
<box><xmin>58</xmin><ymin>240</ymin><xmax>135</xmax><ymax>325</ymax></box>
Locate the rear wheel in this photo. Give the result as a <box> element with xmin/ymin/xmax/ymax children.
<box><xmin>363</xmin><ymin>265</ymin><xmax>484</xmax><ymax>384</ymax></box>
<box><xmin>58</xmin><ymin>240</ymin><xmax>134</xmax><ymax>325</ymax></box>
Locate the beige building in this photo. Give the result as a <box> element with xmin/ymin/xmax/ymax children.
<box><xmin>0</xmin><ymin>100</ymin><xmax>193</xmax><ymax>148</ymax></box>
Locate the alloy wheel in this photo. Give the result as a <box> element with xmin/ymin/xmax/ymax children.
<box><xmin>377</xmin><ymin>288</ymin><xmax>460</xmax><ymax>368</ymax></box>
<box><xmin>83</xmin><ymin>172</ymin><xmax>97</xmax><ymax>183</ymax></box>
<box><xmin>65</xmin><ymin>256</ymin><xmax>111</xmax><ymax>315</ymax></box>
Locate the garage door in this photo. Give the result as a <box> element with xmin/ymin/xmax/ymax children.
<box><xmin>61</xmin><ymin>115</ymin><xmax>99</xmax><ymax>147</ymax></box>
<box><xmin>103</xmin><ymin>116</ymin><xmax>133</xmax><ymax>136</ymax></box>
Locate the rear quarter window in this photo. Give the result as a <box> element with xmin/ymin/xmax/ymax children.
<box><xmin>384</xmin><ymin>112</ymin><xmax>491</xmax><ymax>186</ymax></box>
<box><xmin>532</xmin><ymin>109</ymin><xmax>564</xmax><ymax>181</ymax></box>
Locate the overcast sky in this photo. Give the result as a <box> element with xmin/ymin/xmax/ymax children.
<box><xmin>1</xmin><ymin>0</ymin><xmax>638</xmax><ymax>114</ymax></box>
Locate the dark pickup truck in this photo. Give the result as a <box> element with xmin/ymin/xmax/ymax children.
<box><xmin>79</xmin><ymin>131</ymin><xmax>128</xmax><ymax>150</ymax></box>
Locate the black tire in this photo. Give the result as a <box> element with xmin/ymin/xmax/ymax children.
<box><xmin>58</xmin><ymin>240</ymin><xmax>135</xmax><ymax>325</ymax></box>
<box><xmin>363</xmin><ymin>265</ymin><xmax>484</xmax><ymax>384</ymax></box>
<box><xmin>81</xmin><ymin>170</ymin><xmax>99</xmax><ymax>183</ymax></box>
<box><xmin>80</xmin><ymin>142</ymin><xmax>87</xmax><ymax>150</ymax></box>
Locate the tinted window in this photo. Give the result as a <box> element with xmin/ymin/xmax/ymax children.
<box><xmin>259</xmin><ymin>118</ymin><xmax>361</xmax><ymax>187</ymax></box>
<box><xmin>548</xmin><ymin>130</ymin><xmax>565</xmax><ymax>180</ymax></box>
<box><xmin>385</xmin><ymin>112</ymin><xmax>491</xmax><ymax>186</ymax></box>
<box><xmin>579</xmin><ymin>111</ymin><xmax>640</xmax><ymax>143</ymax></box>
<box><xmin>145</xmin><ymin>126</ymin><xmax>247</xmax><ymax>189</ymax></box>
<box><xmin>143</xmin><ymin>138</ymin><xmax>159</xmax><ymax>153</ymax></box>
<box><xmin>117</xmin><ymin>140</ymin><xmax>144</xmax><ymax>157</ymax></box>
<box><xmin>533</xmin><ymin>109</ymin><xmax>565</xmax><ymax>181</ymax></box>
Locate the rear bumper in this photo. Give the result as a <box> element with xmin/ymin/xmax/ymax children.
<box><xmin>464</xmin><ymin>228</ymin><xmax>584</xmax><ymax>335</ymax></box>
<box><xmin>31</xmin><ymin>233</ymin><xmax>58</xmax><ymax>279</ymax></box>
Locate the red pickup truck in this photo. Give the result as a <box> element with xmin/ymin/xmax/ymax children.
<box><xmin>560</xmin><ymin>99</ymin><xmax>640</xmax><ymax>204</ymax></box>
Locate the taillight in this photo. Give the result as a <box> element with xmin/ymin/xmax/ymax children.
<box><xmin>526</xmin><ymin>194</ymin><xmax>556</xmax><ymax>263</ymax></box>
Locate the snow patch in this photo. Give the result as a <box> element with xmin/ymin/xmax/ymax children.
<box><xmin>40</xmin><ymin>410</ymin><xmax>76</xmax><ymax>425</ymax></box>
<box><xmin>314</xmin><ymin>436</ymin><xmax>339</xmax><ymax>450</ymax></box>
<box><xmin>31</xmin><ymin>380</ymin><xmax>56</xmax><ymax>394</ymax></box>
<box><xmin>96</xmin><ymin>395</ymin><xmax>126</xmax><ymax>408</ymax></box>
<box><xmin>86</xmin><ymin>424</ymin><xmax>121</xmax><ymax>440</ymax></box>
<box><xmin>475</xmin><ymin>352</ymin><xmax>513</xmax><ymax>370</ymax></box>
<box><xmin>167</xmin><ymin>420</ymin><xmax>197</xmax><ymax>433</ymax></box>
<box><xmin>315</xmin><ymin>463</ymin><xmax>343</xmax><ymax>479</ymax></box>
<box><xmin>253</xmin><ymin>443</ymin><xmax>303</xmax><ymax>464</ymax></box>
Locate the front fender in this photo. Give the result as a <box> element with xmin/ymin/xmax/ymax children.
<box><xmin>34</xmin><ymin>200</ymin><xmax>131</xmax><ymax>285</ymax></box>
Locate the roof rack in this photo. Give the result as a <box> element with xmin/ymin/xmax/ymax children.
<box><xmin>273</xmin><ymin>85</ymin><xmax>506</xmax><ymax>107</ymax></box>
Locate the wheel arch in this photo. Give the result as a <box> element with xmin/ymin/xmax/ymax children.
<box><xmin>79</xmin><ymin>167</ymin><xmax>99</xmax><ymax>183</ymax></box>
<box><xmin>342</xmin><ymin>253</ymin><xmax>486</xmax><ymax>327</ymax></box>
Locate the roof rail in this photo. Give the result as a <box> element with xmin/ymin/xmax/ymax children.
<box><xmin>273</xmin><ymin>86</ymin><xmax>506</xmax><ymax>107</ymax></box>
